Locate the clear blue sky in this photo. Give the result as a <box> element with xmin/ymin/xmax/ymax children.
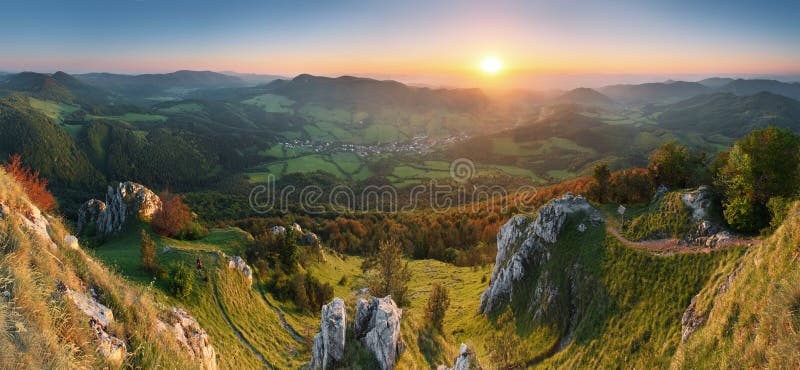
<box><xmin>1</xmin><ymin>0</ymin><xmax>798</xmax><ymax>84</ymax></box>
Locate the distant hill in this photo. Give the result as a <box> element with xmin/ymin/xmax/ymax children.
<box><xmin>717</xmin><ymin>78</ymin><xmax>800</xmax><ymax>100</ymax></box>
<box><xmin>76</xmin><ymin>70</ymin><xmax>247</xmax><ymax>102</ymax></box>
<box><xmin>220</xmin><ymin>71</ymin><xmax>284</xmax><ymax>85</ymax></box>
<box><xmin>599</xmin><ymin>81</ymin><xmax>710</xmax><ymax>104</ymax></box>
<box><xmin>0</xmin><ymin>71</ymin><xmax>111</xmax><ymax>106</ymax></box>
<box><xmin>263</xmin><ymin>74</ymin><xmax>490</xmax><ymax>112</ymax></box>
<box><xmin>657</xmin><ymin>92</ymin><xmax>800</xmax><ymax>136</ymax></box>
<box><xmin>696</xmin><ymin>77</ymin><xmax>734</xmax><ymax>88</ymax></box>
<box><xmin>553</xmin><ymin>87</ymin><xmax>616</xmax><ymax>106</ymax></box>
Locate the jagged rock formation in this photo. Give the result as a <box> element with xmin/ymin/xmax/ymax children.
<box><xmin>65</xmin><ymin>288</ymin><xmax>127</xmax><ymax>363</ymax></box>
<box><xmin>355</xmin><ymin>296</ymin><xmax>405</xmax><ymax>370</ymax></box>
<box><xmin>226</xmin><ymin>255</ymin><xmax>253</xmax><ymax>285</ymax></box>
<box><xmin>77</xmin><ymin>182</ymin><xmax>162</xmax><ymax>236</ymax></box>
<box><xmin>270</xmin><ymin>225</ymin><xmax>286</xmax><ymax>235</ymax></box>
<box><xmin>480</xmin><ymin>193</ymin><xmax>603</xmax><ymax>314</ymax></box>
<box><xmin>157</xmin><ymin>307</ymin><xmax>218</xmax><ymax>370</ymax></box>
<box><xmin>437</xmin><ymin>343</ymin><xmax>481</xmax><ymax>370</ymax></box>
<box><xmin>310</xmin><ymin>298</ymin><xmax>347</xmax><ymax>369</ymax></box>
<box><xmin>680</xmin><ymin>186</ymin><xmax>735</xmax><ymax>247</ymax></box>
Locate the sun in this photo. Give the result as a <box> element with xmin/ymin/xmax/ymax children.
<box><xmin>480</xmin><ymin>56</ymin><xmax>503</xmax><ymax>74</ymax></box>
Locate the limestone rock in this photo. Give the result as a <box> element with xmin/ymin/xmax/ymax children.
<box><xmin>681</xmin><ymin>296</ymin><xmax>706</xmax><ymax>342</ymax></box>
<box><xmin>292</xmin><ymin>222</ymin><xmax>303</xmax><ymax>234</ymax></box>
<box><xmin>270</xmin><ymin>225</ymin><xmax>286</xmax><ymax>235</ymax></box>
<box><xmin>440</xmin><ymin>343</ymin><xmax>480</xmax><ymax>370</ymax></box>
<box><xmin>309</xmin><ymin>298</ymin><xmax>347</xmax><ymax>369</ymax></box>
<box><xmin>79</xmin><ymin>182</ymin><xmax>162</xmax><ymax>237</ymax></box>
<box><xmin>67</xmin><ymin>289</ymin><xmax>114</xmax><ymax>327</ymax></box>
<box><xmin>157</xmin><ymin>307</ymin><xmax>217</xmax><ymax>370</ymax></box>
<box><xmin>480</xmin><ymin>193</ymin><xmax>602</xmax><ymax>314</ymax></box>
<box><xmin>77</xmin><ymin>199</ymin><xmax>106</xmax><ymax>234</ymax></box>
<box><xmin>681</xmin><ymin>185</ymin><xmax>713</xmax><ymax>220</ymax></box>
<box><xmin>226</xmin><ymin>256</ymin><xmax>253</xmax><ymax>285</ymax></box>
<box><xmin>91</xmin><ymin>319</ymin><xmax>127</xmax><ymax>365</ymax></box>
<box><xmin>64</xmin><ymin>235</ymin><xmax>80</xmax><ymax>249</ymax></box>
<box><xmin>654</xmin><ymin>184</ymin><xmax>669</xmax><ymax>201</ymax></box>
<box><xmin>355</xmin><ymin>296</ymin><xmax>405</xmax><ymax>370</ymax></box>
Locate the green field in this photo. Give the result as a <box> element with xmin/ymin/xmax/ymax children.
<box><xmin>28</xmin><ymin>97</ymin><xmax>79</xmax><ymax>123</ymax></box>
<box><xmin>87</xmin><ymin>112</ymin><xmax>167</xmax><ymax>122</ymax></box>
<box><xmin>157</xmin><ymin>102</ymin><xmax>204</xmax><ymax>114</ymax></box>
<box><xmin>242</xmin><ymin>94</ymin><xmax>295</xmax><ymax>113</ymax></box>
<box><xmin>247</xmin><ymin>153</ymin><xmax>372</xmax><ymax>182</ymax></box>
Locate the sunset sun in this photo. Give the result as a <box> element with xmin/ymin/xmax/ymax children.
<box><xmin>480</xmin><ymin>56</ymin><xmax>503</xmax><ymax>74</ymax></box>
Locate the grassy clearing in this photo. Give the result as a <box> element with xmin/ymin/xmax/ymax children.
<box><xmin>28</xmin><ymin>97</ymin><xmax>79</xmax><ymax>123</ymax></box>
<box><xmin>623</xmin><ymin>191</ymin><xmax>694</xmax><ymax>241</ymax></box>
<box><xmin>87</xmin><ymin>112</ymin><xmax>167</xmax><ymax>122</ymax></box>
<box><xmin>157</xmin><ymin>102</ymin><xmax>204</xmax><ymax>114</ymax></box>
<box><xmin>242</xmin><ymin>94</ymin><xmax>295</xmax><ymax>113</ymax></box>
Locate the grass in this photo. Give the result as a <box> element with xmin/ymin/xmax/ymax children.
<box><xmin>242</xmin><ymin>94</ymin><xmax>295</xmax><ymax>113</ymax></box>
<box><xmin>27</xmin><ymin>97</ymin><xmax>79</xmax><ymax>123</ymax></box>
<box><xmin>623</xmin><ymin>191</ymin><xmax>694</xmax><ymax>241</ymax></box>
<box><xmin>86</xmin><ymin>112</ymin><xmax>167</xmax><ymax>122</ymax></box>
<box><xmin>157</xmin><ymin>102</ymin><xmax>204</xmax><ymax>114</ymax></box>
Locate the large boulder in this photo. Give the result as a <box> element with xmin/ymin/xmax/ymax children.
<box><xmin>65</xmin><ymin>288</ymin><xmax>127</xmax><ymax>364</ymax></box>
<box><xmin>681</xmin><ymin>185</ymin><xmax>713</xmax><ymax>220</ymax></box>
<box><xmin>480</xmin><ymin>193</ymin><xmax>602</xmax><ymax>314</ymax></box>
<box><xmin>157</xmin><ymin>307</ymin><xmax>217</xmax><ymax>370</ymax></box>
<box><xmin>78</xmin><ymin>182</ymin><xmax>162</xmax><ymax>237</ymax></box>
<box><xmin>354</xmin><ymin>296</ymin><xmax>405</xmax><ymax>370</ymax></box>
<box><xmin>309</xmin><ymin>298</ymin><xmax>347</xmax><ymax>369</ymax></box>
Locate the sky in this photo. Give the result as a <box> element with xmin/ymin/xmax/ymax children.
<box><xmin>1</xmin><ymin>0</ymin><xmax>798</xmax><ymax>88</ymax></box>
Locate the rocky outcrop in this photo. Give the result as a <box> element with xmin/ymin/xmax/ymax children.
<box><xmin>157</xmin><ymin>307</ymin><xmax>217</xmax><ymax>370</ymax></box>
<box><xmin>355</xmin><ymin>296</ymin><xmax>405</xmax><ymax>370</ymax></box>
<box><xmin>64</xmin><ymin>235</ymin><xmax>80</xmax><ymax>249</ymax></box>
<box><xmin>679</xmin><ymin>186</ymin><xmax>737</xmax><ymax>247</ymax></box>
<box><xmin>681</xmin><ymin>296</ymin><xmax>706</xmax><ymax>342</ymax></box>
<box><xmin>681</xmin><ymin>185</ymin><xmax>713</xmax><ymax>220</ymax></box>
<box><xmin>270</xmin><ymin>225</ymin><xmax>286</xmax><ymax>235</ymax></box>
<box><xmin>226</xmin><ymin>256</ymin><xmax>253</xmax><ymax>286</ymax></box>
<box><xmin>78</xmin><ymin>182</ymin><xmax>161</xmax><ymax>237</ymax></box>
<box><xmin>310</xmin><ymin>298</ymin><xmax>347</xmax><ymax>369</ymax></box>
<box><xmin>480</xmin><ymin>193</ymin><xmax>602</xmax><ymax>314</ymax></box>
<box><xmin>291</xmin><ymin>222</ymin><xmax>303</xmax><ymax>234</ymax></box>
<box><xmin>438</xmin><ymin>344</ymin><xmax>481</xmax><ymax>370</ymax></box>
<box><xmin>66</xmin><ymin>288</ymin><xmax>127</xmax><ymax>363</ymax></box>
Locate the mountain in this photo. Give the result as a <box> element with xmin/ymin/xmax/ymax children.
<box><xmin>220</xmin><ymin>71</ymin><xmax>284</xmax><ymax>85</ymax></box>
<box><xmin>600</xmin><ymin>81</ymin><xmax>710</xmax><ymax>104</ymax></box>
<box><xmin>697</xmin><ymin>77</ymin><xmax>734</xmax><ymax>88</ymax></box>
<box><xmin>553</xmin><ymin>87</ymin><xmax>616</xmax><ymax>106</ymax></box>
<box><xmin>76</xmin><ymin>70</ymin><xmax>248</xmax><ymax>102</ymax></box>
<box><xmin>0</xmin><ymin>95</ymin><xmax>103</xmax><ymax>187</ymax></box>
<box><xmin>263</xmin><ymin>74</ymin><xmax>489</xmax><ymax>112</ymax></box>
<box><xmin>717</xmin><ymin>78</ymin><xmax>800</xmax><ymax>100</ymax></box>
<box><xmin>0</xmin><ymin>71</ymin><xmax>112</xmax><ymax>105</ymax></box>
<box><xmin>657</xmin><ymin>92</ymin><xmax>800</xmax><ymax>136</ymax></box>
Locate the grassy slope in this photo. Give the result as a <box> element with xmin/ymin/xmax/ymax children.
<box><xmin>672</xmin><ymin>202</ymin><xmax>800</xmax><ymax>368</ymax></box>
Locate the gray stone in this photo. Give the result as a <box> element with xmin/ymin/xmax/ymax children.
<box><xmin>355</xmin><ymin>296</ymin><xmax>405</xmax><ymax>370</ymax></box>
<box><xmin>309</xmin><ymin>298</ymin><xmax>347</xmax><ymax>369</ymax></box>
<box><xmin>79</xmin><ymin>182</ymin><xmax>162</xmax><ymax>237</ymax></box>
<box><xmin>156</xmin><ymin>307</ymin><xmax>217</xmax><ymax>370</ymax></box>
<box><xmin>681</xmin><ymin>186</ymin><xmax>713</xmax><ymax>220</ymax></box>
<box><xmin>226</xmin><ymin>256</ymin><xmax>253</xmax><ymax>286</ymax></box>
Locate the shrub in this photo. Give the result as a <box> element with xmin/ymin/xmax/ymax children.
<box><xmin>140</xmin><ymin>229</ymin><xmax>160</xmax><ymax>275</ymax></box>
<box><xmin>648</xmin><ymin>142</ymin><xmax>707</xmax><ymax>189</ymax></box>
<box><xmin>723</xmin><ymin>197</ymin><xmax>763</xmax><ymax>233</ymax></box>
<box><xmin>424</xmin><ymin>283</ymin><xmax>450</xmax><ymax>332</ymax></box>
<box><xmin>152</xmin><ymin>192</ymin><xmax>203</xmax><ymax>239</ymax></box>
<box><xmin>168</xmin><ymin>262</ymin><xmax>195</xmax><ymax>299</ymax></box>
<box><xmin>364</xmin><ymin>239</ymin><xmax>412</xmax><ymax>306</ymax></box>
<box><xmin>2</xmin><ymin>154</ymin><xmax>56</xmax><ymax>211</ymax></box>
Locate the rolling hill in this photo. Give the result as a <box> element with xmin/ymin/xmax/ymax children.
<box><xmin>553</xmin><ymin>87</ymin><xmax>616</xmax><ymax>107</ymax></box>
<box><xmin>656</xmin><ymin>92</ymin><xmax>800</xmax><ymax>136</ymax></box>
<box><xmin>599</xmin><ymin>81</ymin><xmax>710</xmax><ymax>105</ymax></box>
<box><xmin>76</xmin><ymin>70</ymin><xmax>248</xmax><ymax>102</ymax></box>
<box><xmin>717</xmin><ymin>78</ymin><xmax>800</xmax><ymax>100</ymax></box>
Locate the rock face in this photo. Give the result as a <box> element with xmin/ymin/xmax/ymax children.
<box><xmin>438</xmin><ymin>343</ymin><xmax>481</xmax><ymax>370</ymax></box>
<box><xmin>480</xmin><ymin>193</ymin><xmax>602</xmax><ymax>314</ymax></box>
<box><xmin>226</xmin><ymin>256</ymin><xmax>253</xmax><ymax>285</ymax></box>
<box><xmin>310</xmin><ymin>298</ymin><xmax>347</xmax><ymax>369</ymax></box>
<box><xmin>355</xmin><ymin>296</ymin><xmax>405</xmax><ymax>370</ymax></box>
<box><xmin>681</xmin><ymin>296</ymin><xmax>706</xmax><ymax>342</ymax></box>
<box><xmin>681</xmin><ymin>185</ymin><xmax>713</xmax><ymax>220</ymax></box>
<box><xmin>67</xmin><ymin>289</ymin><xmax>114</xmax><ymax>327</ymax></box>
<box><xmin>157</xmin><ymin>307</ymin><xmax>217</xmax><ymax>370</ymax></box>
<box><xmin>78</xmin><ymin>182</ymin><xmax>161</xmax><ymax>237</ymax></box>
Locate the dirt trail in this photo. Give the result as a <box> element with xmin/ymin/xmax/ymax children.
<box><xmin>606</xmin><ymin>227</ymin><xmax>757</xmax><ymax>254</ymax></box>
<box><xmin>258</xmin><ymin>289</ymin><xmax>306</xmax><ymax>342</ymax></box>
<box><xmin>208</xmin><ymin>259</ymin><xmax>274</xmax><ymax>369</ymax></box>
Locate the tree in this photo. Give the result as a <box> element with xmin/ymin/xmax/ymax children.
<box><xmin>648</xmin><ymin>142</ymin><xmax>707</xmax><ymax>189</ymax></box>
<box><xmin>424</xmin><ymin>283</ymin><xmax>450</xmax><ymax>332</ymax></box>
<box><xmin>140</xmin><ymin>229</ymin><xmax>159</xmax><ymax>275</ymax></box>
<box><xmin>716</xmin><ymin>127</ymin><xmax>800</xmax><ymax>231</ymax></box>
<box><xmin>279</xmin><ymin>228</ymin><xmax>300</xmax><ymax>273</ymax></box>
<box><xmin>168</xmin><ymin>262</ymin><xmax>194</xmax><ymax>299</ymax></box>
<box><xmin>591</xmin><ymin>163</ymin><xmax>612</xmax><ymax>202</ymax></box>
<box><xmin>151</xmin><ymin>192</ymin><xmax>193</xmax><ymax>238</ymax></box>
<box><xmin>364</xmin><ymin>239</ymin><xmax>412</xmax><ymax>306</ymax></box>
<box><xmin>2</xmin><ymin>154</ymin><xmax>56</xmax><ymax>211</ymax></box>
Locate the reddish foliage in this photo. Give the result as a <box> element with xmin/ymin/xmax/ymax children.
<box><xmin>151</xmin><ymin>192</ymin><xmax>192</xmax><ymax>238</ymax></box>
<box><xmin>2</xmin><ymin>154</ymin><xmax>57</xmax><ymax>211</ymax></box>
